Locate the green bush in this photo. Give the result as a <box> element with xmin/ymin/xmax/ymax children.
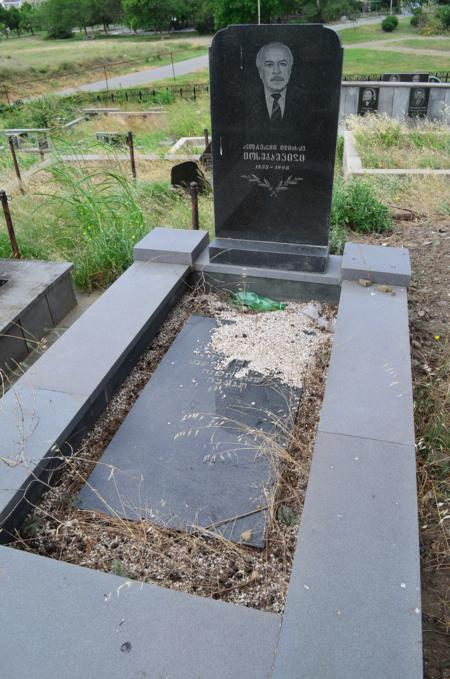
<box><xmin>381</xmin><ymin>15</ymin><xmax>399</xmax><ymax>32</ymax></box>
<box><xmin>410</xmin><ymin>12</ymin><xmax>420</xmax><ymax>27</ymax></box>
<box><xmin>331</xmin><ymin>178</ymin><xmax>393</xmax><ymax>234</ymax></box>
<box><xmin>438</xmin><ymin>5</ymin><xmax>450</xmax><ymax>29</ymax></box>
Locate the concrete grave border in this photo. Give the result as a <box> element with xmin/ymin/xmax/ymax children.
<box><xmin>0</xmin><ymin>230</ymin><xmax>421</xmax><ymax>679</ymax></box>
<box><xmin>165</xmin><ymin>135</ymin><xmax>206</xmax><ymax>160</ymax></box>
<box><xmin>343</xmin><ymin>129</ymin><xmax>450</xmax><ymax>178</ymax></box>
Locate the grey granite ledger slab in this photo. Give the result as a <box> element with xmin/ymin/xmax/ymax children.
<box><xmin>0</xmin><ymin>546</ymin><xmax>280</xmax><ymax>679</ymax></box>
<box><xmin>79</xmin><ymin>315</ymin><xmax>301</xmax><ymax>547</ymax></box>
<box><xmin>272</xmin><ymin>431</ymin><xmax>422</xmax><ymax>679</ymax></box>
<box><xmin>209</xmin><ymin>24</ymin><xmax>342</xmax><ymax>271</ymax></box>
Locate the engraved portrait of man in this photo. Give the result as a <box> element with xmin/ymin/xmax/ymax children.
<box><xmin>247</xmin><ymin>41</ymin><xmax>301</xmax><ymax>132</ymax></box>
<box><xmin>256</xmin><ymin>42</ymin><xmax>294</xmax><ymax>122</ymax></box>
<box><xmin>413</xmin><ymin>88</ymin><xmax>426</xmax><ymax>107</ymax></box>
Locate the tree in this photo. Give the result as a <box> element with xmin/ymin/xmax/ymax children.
<box><xmin>91</xmin><ymin>0</ymin><xmax>123</xmax><ymax>33</ymax></box>
<box><xmin>213</xmin><ymin>0</ymin><xmax>296</xmax><ymax>28</ymax></box>
<box><xmin>19</xmin><ymin>2</ymin><xmax>37</xmax><ymax>35</ymax></box>
<box><xmin>123</xmin><ymin>0</ymin><xmax>181</xmax><ymax>32</ymax></box>
<box><xmin>6</xmin><ymin>7</ymin><xmax>22</xmax><ymax>37</ymax></box>
<box><xmin>37</xmin><ymin>0</ymin><xmax>77</xmax><ymax>38</ymax></box>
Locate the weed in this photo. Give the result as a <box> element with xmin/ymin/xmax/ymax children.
<box><xmin>111</xmin><ymin>559</ymin><xmax>130</xmax><ymax>578</ymax></box>
<box><xmin>331</xmin><ymin>176</ymin><xmax>393</xmax><ymax>234</ymax></box>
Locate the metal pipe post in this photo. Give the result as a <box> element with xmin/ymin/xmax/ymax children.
<box><xmin>190</xmin><ymin>182</ymin><xmax>199</xmax><ymax>230</ymax></box>
<box><xmin>8</xmin><ymin>136</ymin><xmax>24</xmax><ymax>194</ymax></box>
<box><xmin>127</xmin><ymin>131</ymin><xmax>137</xmax><ymax>180</ymax></box>
<box><xmin>0</xmin><ymin>191</ymin><xmax>21</xmax><ymax>259</ymax></box>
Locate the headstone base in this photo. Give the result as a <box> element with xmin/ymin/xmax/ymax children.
<box><xmin>209</xmin><ymin>238</ymin><xmax>329</xmax><ymax>273</ymax></box>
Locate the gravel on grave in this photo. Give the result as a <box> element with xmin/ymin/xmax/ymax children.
<box><xmin>12</xmin><ymin>290</ymin><xmax>335</xmax><ymax>614</ymax></box>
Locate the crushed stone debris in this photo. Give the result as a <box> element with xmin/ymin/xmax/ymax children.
<box><xmin>208</xmin><ymin>300</ymin><xmax>334</xmax><ymax>387</ymax></box>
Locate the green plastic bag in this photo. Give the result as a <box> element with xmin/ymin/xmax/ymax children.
<box><xmin>232</xmin><ymin>291</ymin><xmax>286</xmax><ymax>312</ymax></box>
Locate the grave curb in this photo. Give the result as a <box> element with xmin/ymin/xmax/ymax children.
<box><xmin>272</xmin><ymin>277</ymin><xmax>421</xmax><ymax>679</ymax></box>
<box><xmin>0</xmin><ymin>238</ymin><xmax>419</xmax><ymax>678</ymax></box>
<box><xmin>341</xmin><ymin>241</ymin><xmax>411</xmax><ymax>286</ymax></box>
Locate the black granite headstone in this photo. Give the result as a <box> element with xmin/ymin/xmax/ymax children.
<box><xmin>358</xmin><ymin>86</ymin><xmax>379</xmax><ymax>115</ymax></box>
<box><xmin>208</xmin><ymin>25</ymin><xmax>343</xmax><ymax>273</ymax></box>
<box><xmin>170</xmin><ymin>161</ymin><xmax>210</xmax><ymax>193</ymax></box>
<box><xmin>408</xmin><ymin>87</ymin><xmax>430</xmax><ymax>118</ymax></box>
<box><xmin>79</xmin><ymin>316</ymin><xmax>301</xmax><ymax>547</ymax></box>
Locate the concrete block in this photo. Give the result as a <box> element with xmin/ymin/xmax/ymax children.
<box><xmin>0</xmin><ymin>546</ymin><xmax>280</xmax><ymax>679</ymax></box>
<box><xmin>319</xmin><ymin>280</ymin><xmax>414</xmax><ymax>446</ymax></box>
<box><xmin>272</xmin><ymin>431</ymin><xmax>422</xmax><ymax>679</ymax></box>
<box><xmin>378</xmin><ymin>85</ymin><xmax>394</xmax><ymax>116</ymax></box>
<box><xmin>392</xmin><ymin>87</ymin><xmax>409</xmax><ymax>120</ymax></box>
<box><xmin>344</xmin><ymin>87</ymin><xmax>358</xmax><ymax>117</ymax></box>
<box><xmin>341</xmin><ymin>242</ymin><xmax>411</xmax><ymax>286</ymax></box>
<box><xmin>45</xmin><ymin>272</ymin><xmax>77</xmax><ymax>325</ymax></box>
<box><xmin>22</xmin><ymin>261</ymin><xmax>189</xmax><ymax>398</ymax></box>
<box><xmin>134</xmin><ymin>227</ymin><xmax>209</xmax><ymax>265</ymax></box>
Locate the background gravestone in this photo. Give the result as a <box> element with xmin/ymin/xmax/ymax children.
<box><xmin>408</xmin><ymin>87</ymin><xmax>430</xmax><ymax>118</ymax></box>
<box><xmin>170</xmin><ymin>161</ymin><xmax>210</xmax><ymax>193</ymax></box>
<box><xmin>358</xmin><ymin>86</ymin><xmax>379</xmax><ymax>115</ymax></box>
<box><xmin>209</xmin><ymin>24</ymin><xmax>343</xmax><ymax>273</ymax></box>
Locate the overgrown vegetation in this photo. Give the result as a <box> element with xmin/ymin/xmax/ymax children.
<box><xmin>351</xmin><ymin>116</ymin><xmax>450</xmax><ymax>170</ymax></box>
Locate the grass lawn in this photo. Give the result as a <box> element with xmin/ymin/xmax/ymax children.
<box><xmin>389</xmin><ymin>37</ymin><xmax>450</xmax><ymax>51</ymax></box>
<box><xmin>343</xmin><ymin>48</ymin><xmax>450</xmax><ymax>74</ymax></box>
<box><xmin>338</xmin><ymin>17</ymin><xmax>417</xmax><ymax>44</ymax></box>
<box><xmin>1</xmin><ymin>33</ymin><xmax>208</xmax><ymax>100</ymax></box>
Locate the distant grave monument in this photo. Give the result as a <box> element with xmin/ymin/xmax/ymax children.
<box><xmin>382</xmin><ymin>72</ymin><xmax>430</xmax><ymax>82</ymax></box>
<box><xmin>208</xmin><ymin>24</ymin><xmax>343</xmax><ymax>273</ymax></box>
<box><xmin>408</xmin><ymin>87</ymin><xmax>430</xmax><ymax>118</ymax></box>
<box><xmin>358</xmin><ymin>86</ymin><xmax>379</xmax><ymax>116</ymax></box>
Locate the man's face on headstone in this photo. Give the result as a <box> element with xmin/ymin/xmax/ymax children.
<box><xmin>362</xmin><ymin>89</ymin><xmax>374</xmax><ymax>105</ymax></box>
<box><xmin>258</xmin><ymin>44</ymin><xmax>292</xmax><ymax>92</ymax></box>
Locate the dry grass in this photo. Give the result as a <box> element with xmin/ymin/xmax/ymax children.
<box><xmin>350</xmin><ymin>115</ymin><xmax>450</xmax><ymax>170</ymax></box>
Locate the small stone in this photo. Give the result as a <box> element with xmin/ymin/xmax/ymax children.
<box><xmin>377</xmin><ymin>284</ymin><xmax>393</xmax><ymax>294</ymax></box>
<box><xmin>358</xmin><ymin>278</ymin><xmax>372</xmax><ymax>288</ymax></box>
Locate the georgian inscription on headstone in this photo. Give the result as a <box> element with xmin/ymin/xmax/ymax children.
<box><xmin>208</xmin><ymin>25</ymin><xmax>343</xmax><ymax>273</ymax></box>
<box><xmin>79</xmin><ymin>316</ymin><xmax>301</xmax><ymax>547</ymax></box>
<box><xmin>358</xmin><ymin>86</ymin><xmax>379</xmax><ymax>115</ymax></box>
<box><xmin>408</xmin><ymin>87</ymin><xmax>430</xmax><ymax>118</ymax></box>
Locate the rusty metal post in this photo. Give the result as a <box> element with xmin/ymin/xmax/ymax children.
<box><xmin>190</xmin><ymin>182</ymin><xmax>199</xmax><ymax>230</ymax></box>
<box><xmin>8</xmin><ymin>136</ymin><xmax>24</xmax><ymax>194</ymax></box>
<box><xmin>170</xmin><ymin>52</ymin><xmax>176</xmax><ymax>81</ymax></box>
<box><xmin>127</xmin><ymin>130</ymin><xmax>137</xmax><ymax>180</ymax></box>
<box><xmin>204</xmin><ymin>128</ymin><xmax>209</xmax><ymax>149</ymax></box>
<box><xmin>0</xmin><ymin>191</ymin><xmax>21</xmax><ymax>259</ymax></box>
<box><xmin>4</xmin><ymin>85</ymin><xmax>11</xmax><ymax>106</ymax></box>
<box><xmin>103</xmin><ymin>67</ymin><xmax>109</xmax><ymax>91</ymax></box>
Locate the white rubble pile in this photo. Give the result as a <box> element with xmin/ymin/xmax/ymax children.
<box><xmin>209</xmin><ymin>301</ymin><xmax>334</xmax><ymax>388</ymax></box>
